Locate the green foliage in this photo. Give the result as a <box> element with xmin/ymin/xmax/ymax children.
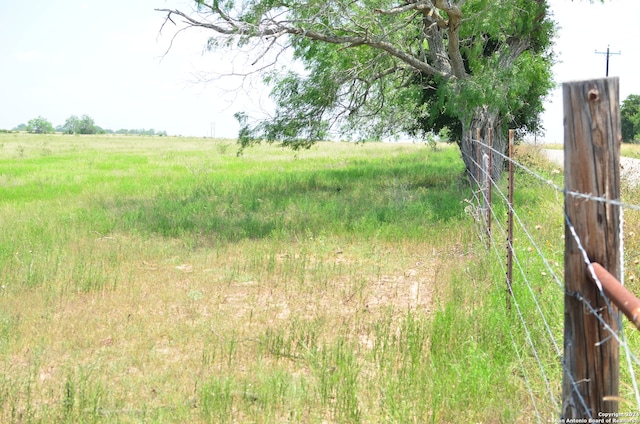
<box><xmin>61</xmin><ymin>114</ymin><xmax>101</xmax><ymax>135</ymax></box>
<box><xmin>3</xmin><ymin>133</ymin><xmax>614</xmax><ymax>421</ymax></box>
<box><xmin>437</xmin><ymin>126</ymin><xmax>452</xmax><ymax>142</ymax></box>
<box><xmin>182</xmin><ymin>0</ymin><xmax>555</xmax><ymax>146</ymax></box>
<box><xmin>621</xmin><ymin>94</ymin><xmax>640</xmax><ymax>143</ymax></box>
<box><xmin>61</xmin><ymin>115</ymin><xmax>79</xmax><ymax>134</ymax></box>
<box><xmin>76</xmin><ymin>115</ymin><xmax>97</xmax><ymax>135</ymax></box>
<box><xmin>25</xmin><ymin>116</ymin><xmax>54</xmax><ymax>134</ymax></box>
<box><xmin>408</xmin><ymin>0</ymin><xmax>554</xmax><ymax>141</ymax></box>
<box><xmin>114</xmin><ymin>128</ymin><xmax>167</xmax><ymax>136</ymax></box>
<box><xmin>107</xmin><ymin>146</ymin><xmax>467</xmax><ymax>242</ymax></box>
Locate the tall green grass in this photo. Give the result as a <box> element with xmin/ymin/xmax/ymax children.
<box><xmin>0</xmin><ymin>133</ymin><xmax>612</xmax><ymax>422</ymax></box>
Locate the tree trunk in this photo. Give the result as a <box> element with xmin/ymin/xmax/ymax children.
<box><xmin>459</xmin><ymin>106</ymin><xmax>505</xmax><ymax>184</ymax></box>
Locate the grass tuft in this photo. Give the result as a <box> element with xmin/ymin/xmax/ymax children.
<box><xmin>1</xmin><ymin>134</ymin><xmax>614</xmax><ymax>421</ymax></box>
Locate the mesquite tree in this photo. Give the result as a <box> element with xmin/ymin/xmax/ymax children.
<box><xmin>158</xmin><ymin>0</ymin><xmax>554</xmax><ymax>179</ymax></box>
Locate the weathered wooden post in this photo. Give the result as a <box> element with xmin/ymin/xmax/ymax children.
<box><xmin>562</xmin><ymin>77</ymin><xmax>621</xmax><ymax>418</ymax></box>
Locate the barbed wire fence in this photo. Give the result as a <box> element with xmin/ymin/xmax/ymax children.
<box><xmin>461</xmin><ymin>77</ymin><xmax>640</xmax><ymax>421</ymax></box>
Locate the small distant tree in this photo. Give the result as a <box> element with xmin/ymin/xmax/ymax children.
<box><xmin>621</xmin><ymin>94</ymin><xmax>640</xmax><ymax>143</ymax></box>
<box><xmin>77</xmin><ymin>115</ymin><xmax>97</xmax><ymax>134</ymax></box>
<box><xmin>61</xmin><ymin>114</ymin><xmax>99</xmax><ymax>134</ymax></box>
<box><xmin>26</xmin><ymin>116</ymin><xmax>54</xmax><ymax>134</ymax></box>
<box><xmin>13</xmin><ymin>123</ymin><xmax>27</xmax><ymax>132</ymax></box>
<box><xmin>61</xmin><ymin>115</ymin><xmax>80</xmax><ymax>134</ymax></box>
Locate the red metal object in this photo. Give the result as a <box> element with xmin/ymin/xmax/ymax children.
<box><xmin>591</xmin><ymin>262</ymin><xmax>640</xmax><ymax>331</ymax></box>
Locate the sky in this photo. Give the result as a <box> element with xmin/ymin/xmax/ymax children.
<box><xmin>540</xmin><ymin>0</ymin><xmax>640</xmax><ymax>143</ymax></box>
<box><xmin>0</xmin><ymin>0</ymin><xmax>638</xmax><ymax>141</ymax></box>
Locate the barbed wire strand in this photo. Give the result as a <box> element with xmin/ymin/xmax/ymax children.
<box><xmin>461</xmin><ymin>148</ymin><xmax>562</xmax><ymax>412</ymax></box>
<box><xmin>461</xmin><ymin>140</ymin><xmax>640</xmax><ymax>413</ymax></box>
<box><xmin>471</xmin><ymin>137</ymin><xmax>640</xmax><ymax>213</ymax></box>
<box><xmin>564</xmin><ymin>212</ymin><xmax>640</xmax><ymax>410</ymax></box>
<box><xmin>483</xmin><ymin>170</ymin><xmax>601</xmax><ymax>415</ymax></box>
<box><xmin>484</xmin><ymin>158</ymin><xmax>564</xmax><ymax>290</ymax></box>
<box><xmin>491</xmin><ymin>140</ymin><xmax>640</xmax><ymax>409</ymax></box>
<box><xmin>482</xmin><ymin>154</ymin><xmax>605</xmax><ymax>415</ymax></box>
<box><xmin>471</xmin><ymin>139</ymin><xmax>631</xmax><ymax>336</ymax></box>
<box><xmin>486</xmin><ymin>208</ymin><xmax>561</xmax><ymax>413</ymax></box>
<box><xmin>462</xmin><ymin>148</ymin><xmax>564</xmax><ymax>355</ymax></box>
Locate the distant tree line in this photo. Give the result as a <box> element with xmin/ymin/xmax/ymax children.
<box><xmin>622</xmin><ymin>94</ymin><xmax>640</xmax><ymax>143</ymax></box>
<box><xmin>9</xmin><ymin>115</ymin><xmax>167</xmax><ymax>136</ymax></box>
<box><xmin>112</xmin><ymin>128</ymin><xmax>168</xmax><ymax>136</ymax></box>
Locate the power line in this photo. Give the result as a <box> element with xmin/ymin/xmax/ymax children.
<box><xmin>595</xmin><ymin>45</ymin><xmax>621</xmax><ymax>77</ymax></box>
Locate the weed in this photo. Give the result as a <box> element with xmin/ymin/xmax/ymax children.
<box><xmin>0</xmin><ymin>133</ymin><xmax>582</xmax><ymax>422</ymax></box>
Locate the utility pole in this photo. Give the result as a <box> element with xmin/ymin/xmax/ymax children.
<box><xmin>210</xmin><ymin>122</ymin><xmax>216</xmax><ymax>138</ymax></box>
<box><xmin>595</xmin><ymin>45</ymin><xmax>621</xmax><ymax>77</ymax></box>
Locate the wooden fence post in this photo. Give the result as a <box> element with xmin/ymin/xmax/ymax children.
<box><xmin>562</xmin><ymin>77</ymin><xmax>621</xmax><ymax>418</ymax></box>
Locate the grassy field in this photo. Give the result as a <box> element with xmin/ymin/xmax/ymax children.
<box><xmin>0</xmin><ymin>133</ymin><xmax>636</xmax><ymax>422</ymax></box>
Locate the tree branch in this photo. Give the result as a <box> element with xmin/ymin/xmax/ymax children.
<box><xmin>434</xmin><ymin>1</ymin><xmax>467</xmax><ymax>79</ymax></box>
<box><xmin>156</xmin><ymin>7</ymin><xmax>453</xmax><ymax>79</ymax></box>
<box><xmin>289</xmin><ymin>27</ymin><xmax>450</xmax><ymax>78</ymax></box>
<box><xmin>375</xmin><ymin>1</ymin><xmax>431</xmax><ymax>15</ymax></box>
<box><xmin>156</xmin><ymin>8</ymin><xmax>273</xmax><ymax>36</ymax></box>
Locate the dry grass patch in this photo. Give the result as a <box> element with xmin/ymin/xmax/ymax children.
<box><xmin>6</xmin><ymin>134</ymin><xmax>534</xmax><ymax>422</ymax></box>
<box><xmin>1</xmin><ymin>229</ymin><xmax>473</xmax><ymax>422</ymax></box>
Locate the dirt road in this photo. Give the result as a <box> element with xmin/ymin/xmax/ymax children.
<box><xmin>542</xmin><ymin>149</ymin><xmax>640</xmax><ymax>185</ymax></box>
